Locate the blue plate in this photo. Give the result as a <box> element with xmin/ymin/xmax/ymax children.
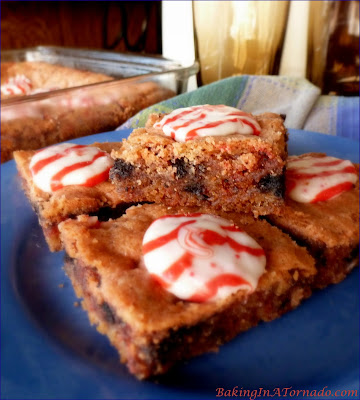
<box><xmin>1</xmin><ymin>129</ymin><xmax>359</xmax><ymax>400</ymax></box>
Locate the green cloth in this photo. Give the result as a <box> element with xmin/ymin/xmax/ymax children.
<box><xmin>119</xmin><ymin>75</ymin><xmax>359</xmax><ymax>141</ymax></box>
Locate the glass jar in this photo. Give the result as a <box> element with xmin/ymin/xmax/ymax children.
<box><xmin>308</xmin><ymin>0</ymin><xmax>359</xmax><ymax>95</ymax></box>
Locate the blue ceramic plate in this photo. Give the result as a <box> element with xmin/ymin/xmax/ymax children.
<box><xmin>1</xmin><ymin>129</ymin><xmax>359</xmax><ymax>400</ymax></box>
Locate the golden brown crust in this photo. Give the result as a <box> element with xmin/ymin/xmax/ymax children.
<box><xmin>267</xmin><ymin>153</ymin><xmax>359</xmax><ymax>287</ymax></box>
<box><xmin>119</xmin><ymin>112</ymin><xmax>287</xmax><ymax>164</ymax></box>
<box><xmin>1</xmin><ymin>64</ymin><xmax>175</xmax><ymax>162</ymax></box>
<box><xmin>59</xmin><ymin>203</ymin><xmax>315</xmax><ymax>331</ymax></box>
<box><xmin>59</xmin><ymin>203</ymin><xmax>315</xmax><ymax>378</ymax></box>
<box><xmin>1</xmin><ymin>61</ymin><xmax>112</xmax><ymax>98</ymax></box>
<box><xmin>13</xmin><ymin>142</ymin><xmax>128</xmax><ymax>251</ymax></box>
<box><xmin>110</xmin><ymin>112</ymin><xmax>288</xmax><ymax>216</ymax></box>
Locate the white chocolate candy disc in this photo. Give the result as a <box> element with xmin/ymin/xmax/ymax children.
<box><xmin>1</xmin><ymin>75</ymin><xmax>32</xmax><ymax>96</ymax></box>
<box><xmin>29</xmin><ymin>143</ymin><xmax>114</xmax><ymax>193</ymax></box>
<box><xmin>154</xmin><ymin>104</ymin><xmax>261</xmax><ymax>142</ymax></box>
<box><xmin>286</xmin><ymin>155</ymin><xmax>358</xmax><ymax>203</ymax></box>
<box><xmin>143</xmin><ymin>213</ymin><xmax>266</xmax><ymax>302</ymax></box>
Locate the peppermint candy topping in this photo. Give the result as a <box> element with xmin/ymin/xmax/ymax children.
<box><xmin>142</xmin><ymin>214</ymin><xmax>266</xmax><ymax>302</ymax></box>
<box><xmin>1</xmin><ymin>75</ymin><xmax>32</xmax><ymax>96</ymax></box>
<box><xmin>286</xmin><ymin>155</ymin><xmax>358</xmax><ymax>203</ymax></box>
<box><xmin>153</xmin><ymin>104</ymin><xmax>261</xmax><ymax>142</ymax></box>
<box><xmin>29</xmin><ymin>143</ymin><xmax>114</xmax><ymax>193</ymax></box>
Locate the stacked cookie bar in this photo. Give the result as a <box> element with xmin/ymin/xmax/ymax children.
<box><xmin>14</xmin><ymin>142</ymin><xmax>130</xmax><ymax>251</ymax></box>
<box><xmin>14</xmin><ymin>104</ymin><xmax>359</xmax><ymax>379</ymax></box>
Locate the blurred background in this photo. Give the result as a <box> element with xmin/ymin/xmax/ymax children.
<box><xmin>1</xmin><ymin>0</ymin><xmax>359</xmax><ymax>95</ymax></box>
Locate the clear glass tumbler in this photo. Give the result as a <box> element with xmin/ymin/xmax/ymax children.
<box><xmin>193</xmin><ymin>1</ymin><xmax>289</xmax><ymax>85</ymax></box>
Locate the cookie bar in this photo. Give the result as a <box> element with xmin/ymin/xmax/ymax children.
<box><xmin>110</xmin><ymin>105</ymin><xmax>288</xmax><ymax>216</ymax></box>
<box><xmin>59</xmin><ymin>203</ymin><xmax>316</xmax><ymax>379</ymax></box>
<box><xmin>266</xmin><ymin>153</ymin><xmax>359</xmax><ymax>288</ymax></box>
<box><xmin>14</xmin><ymin>142</ymin><xmax>130</xmax><ymax>251</ymax></box>
<box><xmin>1</xmin><ymin>80</ymin><xmax>175</xmax><ymax>163</ymax></box>
<box><xmin>1</xmin><ymin>61</ymin><xmax>112</xmax><ymax>98</ymax></box>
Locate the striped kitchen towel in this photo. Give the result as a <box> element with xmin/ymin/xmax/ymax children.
<box><xmin>119</xmin><ymin>75</ymin><xmax>359</xmax><ymax>141</ymax></box>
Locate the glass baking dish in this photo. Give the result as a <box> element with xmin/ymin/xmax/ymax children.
<box><xmin>1</xmin><ymin>46</ymin><xmax>199</xmax><ymax>162</ymax></box>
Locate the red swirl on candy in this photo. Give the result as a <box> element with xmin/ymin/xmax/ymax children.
<box><xmin>153</xmin><ymin>104</ymin><xmax>261</xmax><ymax>142</ymax></box>
<box><xmin>29</xmin><ymin>143</ymin><xmax>114</xmax><ymax>193</ymax></box>
<box><xmin>286</xmin><ymin>154</ymin><xmax>358</xmax><ymax>203</ymax></box>
<box><xmin>1</xmin><ymin>75</ymin><xmax>32</xmax><ymax>97</ymax></box>
<box><xmin>142</xmin><ymin>214</ymin><xmax>266</xmax><ymax>302</ymax></box>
